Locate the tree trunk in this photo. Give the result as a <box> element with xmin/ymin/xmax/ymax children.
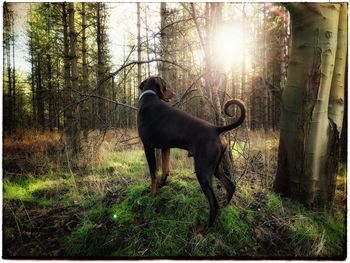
<box><xmin>329</xmin><ymin>3</ymin><xmax>347</xmax><ymax>134</ymax></box>
<box><xmin>62</xmin><ymin>3</ymin><xmax>71</xmax><ymax>129</ymax></box>
<box><xmin>144</xmin><ymin>5</ymin><xmax>151</xmax><ymax>77</ymax></box>
<box><xmin>36</xmin><ymin>59</ymin><xmax>45</xmax><ymax>130</ymax></box>
<box><xmin>340</xmin><ymin>79</ymin><xmax>347</xmax><ymax>163</ymax></box>
<box><xmin>156</xmin><ymin>2</ymin><xmax>169</xmax><ymax>167</ymax></box>
<box><xmin>11</xmin><ymin>11</ymin><xmax>16</xmax><ymax>132</ymax></box>
<box><xmin>81</xmin><ymin>2</ymin><xmax>89</xmax><ymax>138</ymax></box>
<box><xmin>159</xmin><ymin>2</ymin><xmax>170</xmax><ymax>82</ymax></box>
<box><xmin>4</xmin><ymin>3</ymin><xmax>14</xmax><ymax>132</ymax></box>
<box><xmin>263</xmin><ymin>3</ymin><xmax>269</xmax><ymax>131</ymax></box>
<box><xmin>137</xmin><ymin>2</ymin><xmax>142</xmax><ymax>87</ymax></box>
<box><xmin>29</xmin><ymin>30</ymin><xmax>37</xmax><ymax>127</ymax></box>
<box><xmin>330</xmin><ymin>3</ymin><xmax>347</xmax><ymax>164</ymax></box>
<box><xmin>274</xmin><ymin>3</ymin><xmax>343</xmax><ymax>204</ymax></box>
<box><xmin>96</xmin><ymin>3</ymin><xmax>106</xmax><ymax>130</ymax></box>
<box><xmin>47</xmin><ymin>54</ymin><xmax>54</xmax><ymax>131</ymax></box>
<box><xmin>67</xmin><ymin>2</ymin><xmax>80</xmax><ymax>154</ymax></box>
<box><xmin>206</xmin><ymin>3</ymin><xmax>234</xmax><ymax>180</ymax></box>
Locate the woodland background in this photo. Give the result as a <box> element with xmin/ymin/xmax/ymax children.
<box><xmin>2</xmin><ymin>2</ymin><xmax>347</xmax><ymax>258</ymax></box>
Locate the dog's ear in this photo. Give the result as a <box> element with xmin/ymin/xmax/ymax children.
<box><xmin>153</xmin><ymin>77</ymin><xmax>166</xmax><ymax>95</ymax></box>
<box><xmin>154</xmin><ymin>77</ymin><xmax>174</xmax><ymax>101</ymax></box>
<box><xmin>139</xmin><ymin>78</ymin><xmax>148</xmax><ymax>91</ymax></box>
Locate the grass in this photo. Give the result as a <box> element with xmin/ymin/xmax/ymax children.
<box><xmin>2</xmin><ymin>130</ymin><xmax>347</xmax><ymax>259</ymax></box>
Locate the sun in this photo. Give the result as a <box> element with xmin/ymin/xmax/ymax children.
<box><xmin>212</xmin><ymin>25</ymin><xmax>248</xmax><ymax>70</ymax></box>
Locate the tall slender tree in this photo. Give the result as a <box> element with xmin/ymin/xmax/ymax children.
<box><xmin>96</xmin><ymin>3</ymin><xmax>107</xmax><ymax>130</ymax></box>
<box><xmin>137</xmin><ymin>2</ymin><xmax>142</xmax><ymax>87</ymax></box>
<box><xmin>81</xmin><ymin>2</ymin><xmax>89</xmax><ymax>138</ymax></box>
<box><xmin>3</xmin><ymin>3</ymin><xmax>15</xmax><ymax>132</ymax></box>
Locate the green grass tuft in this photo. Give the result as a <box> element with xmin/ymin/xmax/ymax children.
<box><xmin>266</xmin><ymin>192</ymin><xmax>284</xmax><ymax>213</ymax></box>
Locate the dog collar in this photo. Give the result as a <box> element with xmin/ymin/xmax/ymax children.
<box><xmin>139</xmin><ymin>90</ymin><xmax>157</xmax><ymax>101</ymax></box>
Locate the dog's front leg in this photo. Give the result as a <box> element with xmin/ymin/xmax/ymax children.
<box><xmin>159</xmin><ymin>148</ymin><xmax>170</xmax><ymax>186</ymax></box>
<box><xmin>144</xmin><ymin>146</ymin><xmax>158</xmax><ymax>196</ymax></box>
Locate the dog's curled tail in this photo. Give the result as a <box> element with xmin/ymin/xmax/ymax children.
<box><xmin>215</xmin><ymin>99</ymin><xmax>246</xmax><ymax>134</ymax></box>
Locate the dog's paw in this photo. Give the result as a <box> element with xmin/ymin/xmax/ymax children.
<box><xmin>158</xmin><ymin>179</ymin><xmax>167</xmax><ymax>187</ymax></box>
<box><xmin>158</xmin><ymin>175</ymin><xmax>169</xmax><ymax>187</ymax></box>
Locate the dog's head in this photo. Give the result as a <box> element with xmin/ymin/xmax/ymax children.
<box><xmin>139</xmin><ymin>76</ymin><xmax>174</xmax><ymax>102</ymax></box>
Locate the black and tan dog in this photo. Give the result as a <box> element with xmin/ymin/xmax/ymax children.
<box><xmin>137</xmin><ymin>76</ymin><xmax>246</xmax><ymax>227</ymax></box>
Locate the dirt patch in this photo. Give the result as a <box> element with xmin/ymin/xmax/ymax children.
<box><xmin>3</xmin><ymin>201</ymin><xmax>80</xmax><ymax>258</ymax></box>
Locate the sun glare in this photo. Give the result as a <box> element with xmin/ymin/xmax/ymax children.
<box><xmin>213</xmin><ymin>26</ymin><xmax>249</xmax><ymax>71</ymax></box>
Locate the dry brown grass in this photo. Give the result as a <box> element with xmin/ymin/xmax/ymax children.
<box><xmin>230</xmin><ymin>129</ymin><xmax>279</xmax><ymax>189</ymax></box>
<box><xmin>3</xmin><ymin>129</ymin><xmax>142</xmax><ymax>175</ymax></box>
<box><xmin>3</xmin><ymin>130</ymin><xmax>62</xmax><ymax>174</ymax></box>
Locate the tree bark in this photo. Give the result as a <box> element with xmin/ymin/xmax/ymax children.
<box><xmin>11</xmin><ymin>11</ymin><xmax>16</xmax><ymax>132</ymax></box>
<box><xmin>67</xmin><ymin>3</ymin><xmax>80</xmax><ymax>154</ymax></box>
<box><xmin>47</xmin><ymin>54</ymin><xmax>54</xmax><ymax>131</ymax></box>
<box><xmin>137</xmin><ymin>2</ymin><xmax>142</xmax><ymax>87</ymax></box>
<box><xmin>206</xmin><ymin>3</ymin><xmax>234</xmax><ymax>179</ymax></box>
<box><xmin>4</xmin><ymin>3</ymin><xmax>14</xmax><ymax>132</ymax></box>
<box><xmin>62</xmin><ymin>3</ymin><xmax>71</xmax><ymax>129</ymax></box>
<box><xmin>329</xmin><ymin>3</ymin><xmax>347</xmax><ymax>134</ymax></box>
<box><xmin>274</xmin><ymin>3</ymin><xmax>343</xmax><ymax>204</ymax></box>
<box><xmin>29</xmin><ymin>28</ymin><xmax>37</xmax><ymax>126</ymax></box>
<box><xmin>81</xmin><ymin>2</ymin><xmax>89</xmax><ymax>138</ymax></box>
<box><xmin>96</xmin><ymin>3</ymin><xmax>106</xmax><ymax>130</ymax></box>
<box><xmin>36</xmin><ymin>59</ymin><xmax>45</xmax><ymax>130</ymax></box>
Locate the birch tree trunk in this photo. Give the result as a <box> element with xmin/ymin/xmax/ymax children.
<box><xmin>329</xmin><ymin>3</ymin><xmax>347</xmax><ymax>134</ymax></box>
<box><xmin>274</xmin><ymin>3</ymin><xmax>345</xmax><ymax>204</ymax></box>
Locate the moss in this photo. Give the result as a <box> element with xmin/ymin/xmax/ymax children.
<box><xmin>63</xmin><ymin>221</ymin><xmax>96</xmax><ymax>257</ymax></box>
<box><xmin>218</xmin><ymin>206</ymin><xmax>255</xmax><ymax>246</ymax></box>
<box><xmin>4</xmin><ymin>176</ymin><xmax>64</xmax><ymax>203</ymax></box>
<box><xmin>4</xmin><ymin>181</ymin><xmax>33</xmax><ymax>201</ymax></box>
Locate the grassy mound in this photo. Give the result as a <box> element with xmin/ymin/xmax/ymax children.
<box><xmin>3</xmin><ymin>137</ymin><xmax>346</xmax><ymax>259</ymax></box>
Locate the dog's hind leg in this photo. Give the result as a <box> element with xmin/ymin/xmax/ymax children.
<box><xmin>159</xmin><ymin>148</ymin><xmax>170</xmax><ymax>186</ymax></box>
<box><xmin>196</xmin><ymin>172</ymin><xmax>218</xmax><ymax>227</ymax></box>
<box><xmin>144</xmin><ymin>146</ymin><xmax>158</xmax><ymax>196</ymax></box>
<box><xmin>213</xmin><ymin>135</ymin><xmax>236</xmax><ymax>204</ymax></box>
<box><xmin>194</xmin><ymin>149</ymin><xmax>220</xmax><ymax>227</ymax></box>
<box><xmin>214</xmin><ymin>163</ymin><xmax>236</xmax><ymax>205</ymax></box>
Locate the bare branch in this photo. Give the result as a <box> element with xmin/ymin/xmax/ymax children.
<box><xmin>84</xmin><ymin>94</ymin><xmax>138</xmax><ymax>110</ymax></box>
<box><xmin>99</xmin><ymin>58</ymin><xmax>188</xmax><ymax>86</ymax></box>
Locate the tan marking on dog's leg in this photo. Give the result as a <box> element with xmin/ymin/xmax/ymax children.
<box><xmin>219</xmin><ymin>134</ymin><xmax>228</xmax><ymax>149</ymax></box>
<box><xmin>160</xmin><ymin>149</ymin><xmax>170</xmax><ymax>186</ymax></box>
<box><xmin>150</xmin><ymin>173</ymin><xmax>158</xmax><ymax>196</ymax></box>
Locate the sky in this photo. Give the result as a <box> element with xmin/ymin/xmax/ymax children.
<box><xmin>9</xmin><ymin>2</ymin><xmax>262</xmax><ymax>76</ymax></box>
<box><xmin>9</xmin><ymin>3</ymin><xmax>31</xmax><ymax>73</ymax></box>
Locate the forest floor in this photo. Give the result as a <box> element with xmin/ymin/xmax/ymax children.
<box><xmin>2</xmin><ymin>130</ymin><xmax>347</xmax><ymax>259</ymax></box>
